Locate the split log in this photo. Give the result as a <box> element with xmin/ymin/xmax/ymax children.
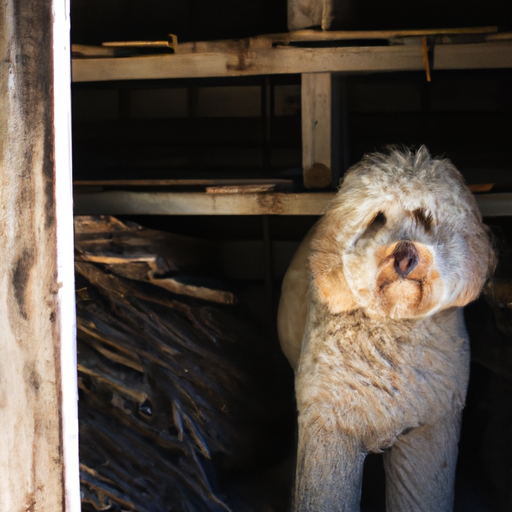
<box><xmin>76</xmin><ymin>216</ymin><xmax>293</xmax><ymax>512</ymax></box>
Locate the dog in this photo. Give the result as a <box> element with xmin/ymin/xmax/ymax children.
<box><xmin>277</xmin><ymin>147</ymin><xmax>495</xmax><ymax>511</ymax></box>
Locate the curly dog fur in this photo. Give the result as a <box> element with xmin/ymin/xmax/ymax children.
<box><xmin>278</xmin><ymin>147</ymin><xmax>495</xmax><ymax>512</ymax></box>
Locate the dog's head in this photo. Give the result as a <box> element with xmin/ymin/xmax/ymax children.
<box><xmin>310</xmin><ymin>147</ymin><xmax>496</xmax><ymax>319</ymax></box>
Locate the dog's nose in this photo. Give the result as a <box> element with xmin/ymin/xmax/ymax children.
<box><xmin>393</xmin><ymin>241</ymin><xmax>419</xmax><ymax>277</ymax></box>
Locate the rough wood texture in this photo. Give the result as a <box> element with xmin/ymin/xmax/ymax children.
<box><xmin>74</xmin><ymin>179</ymin><xmax>294</xmax><ymax>188</ymax></box>
<box><xmin>288</xmin><ymin>0</ymin><xmax>333</xmax><ymax>31</ymax></box>
<box><xmin>74</xmin><ymin>190</ymin><xmax>512</xmax><ymax>217</ymax></box>
<box><xmin>72</xmin><ymin>28</ymin><xmax>498</xmax><ymax>58</ymax></box>
<box><xmin>74</xmin><ymin>191</ymin><xmax>337</xmax><ymax>215</ymax></box>
<box><xmin>274</xmin><ymin>27</ymin><xmax>498</xmax><ymax>42</ymax></box>
<box><xmin>302</xmin><ymin>73</ymin><xmax>341</xmax><ymax>189</ymax></box>
<box><xmin>75</xmin><ymin>216</ymin><xmax>292</xmax><ymax>511</ymax></box>
<box><xmin>75</xmin><ymin>215</ymin><xmax>234</xmax><ymax>304</ymax></box>
<box><xmin>72</xmin><ymin>42</ymin><xmax>512</xmax><ymax>82</ymax></box>
<box><xmin>0</xmin><ymin>0</ymin><xmax>75</xmax><ymax>510</ymax></box>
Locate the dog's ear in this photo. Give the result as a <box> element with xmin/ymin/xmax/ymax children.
<box><xmin>451</xmin><ymin>225</ymin><xmax>496</xmax><ymax>308</ymax></box>
<box><xmin>309</xmin><ymin>215</ymin><xmax>358</xmax><ymax>314</ymax></box>
<box><xmin>311</xmin><ymin>262</ymin><xmax>358</xmax><ymax>313</ymax></box>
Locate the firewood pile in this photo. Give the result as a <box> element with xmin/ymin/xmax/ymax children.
<box><xmin>75</xmin><ymin>216</ymin><xmax>292</xmax><ymax>512</ymax></box>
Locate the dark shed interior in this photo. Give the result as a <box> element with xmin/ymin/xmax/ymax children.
<box><xmin>71</xmin><ymin>1</ymin><xmax>512</xmax><ymax>511</ymax></box>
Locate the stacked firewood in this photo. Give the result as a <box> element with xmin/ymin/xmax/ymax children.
<box><xmin>75</xmin><ymin>216</ymin><xmax>292</xmax><ymax>512</ymax></box>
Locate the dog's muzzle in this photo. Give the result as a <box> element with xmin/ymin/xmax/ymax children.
<box><xmin>393</xmin><ymin>241</ymin><xmax>419</xmax><ymax>278</ymax></box>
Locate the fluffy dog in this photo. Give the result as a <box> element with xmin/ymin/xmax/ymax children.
<box><xmin>278</xmin><ymin>147</ymin><xmax>495</xmax><ymax>512</ymax></box>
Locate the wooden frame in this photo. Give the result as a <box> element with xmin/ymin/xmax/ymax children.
<box><xmin>73</xmin><ymin>190</ymin><xmax>512</xmax><ymax>217</ymax></box>
<box><xmin>72</xmin><ymin>41</ymin><xmax>512</xmax><ymax>82</ymax></box>
<box><xmin>72</xmin><ymin>37</ymin><xmax>512</xmax><ymax>190</ymax></box>
<box><xmin>0</xmin><ymin>0</ymin><xmax>79</xmax><ymax>509</ymax></box>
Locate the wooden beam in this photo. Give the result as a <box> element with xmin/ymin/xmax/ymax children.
<box><xmin>73</xmin><ymin>178</ymin><xmax>294</xmax><ymax>187</ymax></box>
<box><xmin>73</xmin><ymin>191</ymin><xmax>512</xmax><ymax>217</ymax></box>
<box><xmin>0</xmin><ymin>0</ymin><xmax>79</xmax><ymax>510</ymax></box>
<box><xmin>74</xmin><ymin>191</ymin><xmax>336</xmax><ymax>215</ymax></box>
<box><xmin>271</xmin><ymin>27</ymin><xmax>498</xmax><ymax>43</ymax></box>
<box><xmin>302</xmin><ymin>73</ymin><xmax>340</xmax><ymax>189</ymax></box>
<box><xmin>72</xmin><ymin>42</ymin><xmax>512</xmax><ymax>82</ymax></box>
<box><xmin>434</xmin><ymin>42</ymin><xmax>512</xmax><ymax>69</ymax></box>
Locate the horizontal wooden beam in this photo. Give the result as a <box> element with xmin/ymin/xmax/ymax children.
<box><xmin>73</xmin><ymin>179</ymin><xmax>294</xmax><ymax>187</ymax></box>
<box><xmin>74</xmin><ymin>191</ymin><xmax>512</xmax><ymax>217</ymax></box>
<box><xmin>74</xmin><ymin>191</ymin><xmax>335</xmax><ymax>215</ymax></box>
<box><xmin>72</xmin><ymin>42</ymin><xmax>512</xmax><ymax>82</ymax></box>
<box><xmin>271</xmin><ymin>27</ymin><xmax>498</xmax><ymax>42</ymax></box>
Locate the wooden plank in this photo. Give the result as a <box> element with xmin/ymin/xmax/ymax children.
<box><xmin>74</xmin><ymin>191</ymin><xmax>336</xmax><ymax>215</ymax></box>
<box><xmin>302</xmin><ymin>73</ymin><xmax>337</xmax><ymax>189</ymax></box>
<box><xmin>73</xmin><ymin>178</ymin><xmax>294</xmax><ymax>187</ymax></box>
<box><xmin>72</xmin><ymin>28</ymin><xmax>498</xmax><ymax>58</ymax></box>
<box><xmin>435</xmin><ymin>42</ymin><xmax>512</xmax><ymax>69</ymax></box>
<box><xmin>0</xmin><ymin>0</ymin><xmax>79</xmax><ymax>510</ymax></box>
<box><xmin>74</xmin><ymin>191</ymin><xmax>511</xmax><ymax>217</ymax></box>
<box><xmin>72</xmin><ymin>46</ymin><xmax>424</xmax><ymax>82</ymax></box>
<box><xmin>272</xmin><ymin>26</ymin><xmax>498</xmax><ymax>43</ymax></box>
<box><xmin>72</xmin><ymin>42</ymin><xmax>512</xmax><ymax>82</ymax></box>
<box><xmin>206</xmin><ymin>184</ymin><xmax>279</xmax><ymax>193</ymax></box>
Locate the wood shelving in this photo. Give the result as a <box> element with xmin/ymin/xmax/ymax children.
<box><xmin>74</xmin><ymin>190</ymin><xmax>512</xmax><ymax>217</ymax></box>
<box><xmin>72</xmin><ymin>29</ymin><xmax>512</xmax><ymax>215</ymax></box>
<box><xmin>72</xmin><ymin>41</ymin><xmax>512</xmax><ymax>82</ymax></box>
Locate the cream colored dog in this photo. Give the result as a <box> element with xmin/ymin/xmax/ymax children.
<box><xmin>278</xmin><ymin>147</ymin><xmax>495</xmax><ymax>512</ymax></box>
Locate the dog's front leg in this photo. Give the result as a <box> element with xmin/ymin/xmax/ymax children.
<box><xmin>383</xmin><ymin>412</ymin><xmax>461</xmax><ymax>512</ymax></box>
<box><xmin>295</xmin><ymin>420</ymin><xmax>366</xmax><ymax>512</ymax></box>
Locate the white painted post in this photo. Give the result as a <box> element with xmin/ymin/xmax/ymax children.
<box><xmin>53</xmin><ymin>0</ymin><xmax>81</xmax><ymax>510</ymax></box>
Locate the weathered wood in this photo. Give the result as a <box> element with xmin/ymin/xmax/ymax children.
<box><xmin>71</xmin><ymin>28</ymin><xmax>499</xmax><ymax>58</ymax></box>
<box><xmin>302</xmin><ymin>73</ymin><xmax>341</xmax><ymax>189</ymax></box>
<box><xmin>206</xmin><ymin>184</ymin><xmax>280</xmax><ymax>194</ymax></box>
<box><xmin>74</xmin><ymin>191</ymin><xmax>337</xmax><ymax>215</ymax></box>
<box><xmin>72</xmin><ymin>42</ymin><xmax>512</xmax><ymax>82</ymax></box>
<box><xmin>75</xmin><ymin>215</ymin><xmax>235</xmax><ymax>304</ymax></box>
<box><xmin>74</xmin><ymin>191</ymin><xmax>512</xmax><ymax>217</ymax></box>
<box><xmin>0</xmin><ymin>0</ymin><xmax>79</xmax><ymax>510</ymax></box>
<box><xmin>74</xmin><ymin>215</ymin><xmax>220</xmax><ymax>275</ymax></box>
<box><xmin>288</xmin><ymin>0</ymin><xmax>333</xmax><ymax>31</ymax></box>
<box><xmin>487</xmin><ymin>32</ymin><xmax>512</xmax><ymax>41</ymax></box>
<box><xmin>275</xmin><ymin>26</ymin><xmax>498</xmax><ymax>42</ymax></box>
<box><xmin>434</xmin><ymin>42</ymin><xmax>512</xmax><ymax>69</ymax></box>
<box><xmin>75</xmin><ymin>217</ymin><xmax>292</xmax><ymax>511</ymax></box>
<box><xmin>74</xmin><ymin>179</ymin><xmax>294</xmax><ymax>187</ymax></box>
<box><xmin>102</xmin><ymin>34</ymin><xmax>178</xmax><ymax>50</ymax></box>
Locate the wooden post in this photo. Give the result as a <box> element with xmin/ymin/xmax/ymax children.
<box><xmin>288</xmin><ymin>0</ymin><xmax>334</xmax><ymax>30</ymax></box>
<box><xmin>0</xmin><ymin>0</ymin><xmax>80</xmax><ymax>510</ymax></box>
<box><xmin>302</xmin><ymin>72</ymin><xmax>341</xmax><ymax>189</ymax></box>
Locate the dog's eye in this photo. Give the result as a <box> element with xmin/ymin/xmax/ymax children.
<box><xmin>354</xmin><ymin>211</ymin><xmax>387</xmax><ymax>246</ymax></box>
<box><xmin>412</xmin><ymin>209</ymin><xmax>433</xmax><ymax>231</ymax></box>
<box><xmin>369</xmin><ymin>211</ymin><xmax>387</xmax><ymax>229</ymax></box>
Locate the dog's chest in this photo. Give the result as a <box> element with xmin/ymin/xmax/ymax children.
<box><xmin>296</xmin><ymin>308</ymin><xmax>469</xmax><ymax>451</ymax></box>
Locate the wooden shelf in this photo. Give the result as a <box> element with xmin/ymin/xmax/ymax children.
<box><xmin>72</xmin><ymin>41</ymin><xmax>512</xmax><ymax>82</ymax></box>
<box><xmin>71</xmin><ymin>31</ymin><xmax>512</xmax><ymax>201</ymax></box>
<box><xmin>74</xmin><ymin>190</ymin><xmax>512</xmax><ymax>217</ymax></box>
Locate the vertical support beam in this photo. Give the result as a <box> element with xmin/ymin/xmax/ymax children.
<box><xmin>0</xmin><ymin>0</ymin><xmax>79</xmax><ymax>510</ymax></box>
<box><xmin>288</xmin><ymin>0</ymin><xmax>334</xmax><ymax>31</ymax></box>
<box><xmin>302</xmin><ymin>72</ymin><xmax>341</xmax><ymax>189</ymax></box>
